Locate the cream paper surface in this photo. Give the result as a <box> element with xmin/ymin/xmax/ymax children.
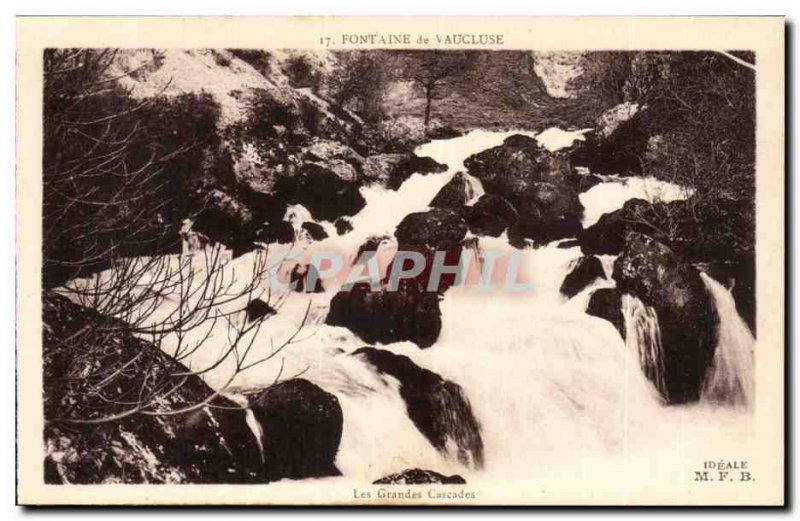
<box><xmin>16</xmin><ymin>16</ymin><xmax>784</xmax><ymax>505</ymax></box>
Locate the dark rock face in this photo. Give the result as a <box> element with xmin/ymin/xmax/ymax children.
<box><xmin>466</xmin><ymin>194</ymin><xmax>519</xmax><ymax>237</ymax></box>
<box><xmin>395</xmin><ymin>208</ymin><xmax>468</xmax><ymax>250</ymax></box>
<box><xmin>580</xmin><ymin>198</ymin><xmax>651</xmax><ymax>256</ymax></box>
<box><xmin>248</xmin><ymin>379</ymin><xmax>343</xmax><ymax>481</ymax></box>
<box><xmin>570</xmin><ymin>108</ymin><xmax>649</xmax><ymax>176</ymax></box>
<box><xmin>42</xmin><ymin>294</ymin><xmax>264</xmax><ymax>484</ymax></box>
<box><xmin>291</xmin><ymin>264</ymin><xmax>325</xmax><ymax>293</ymax></box>
<box><xmin>355</xmin><ymin>235</ymin><xmax>390</xmax><ymax>263</ymax></box>
<box><xmin>326</xmin><ymin>280</ymin><xmax>442</xmax><ymax>348</ymax></box>
<box><xmin>334</xmin><ymin>217</ymin><xmax>354</xmax><ymax>235</ymax></box>
<box><xmin>508</xmin><ymin>182</ymin><xmax>584</xmax><ymax>247</ymax></box>
<box><xmin>562</xmin><ymin>172</ymin><xmax>604</xmax><ymax>193</ymax></box>
<box><xmin>473</xmin><ymin>193</ymin><xmax>520</xmax><ymax>223</ymax></box>
<box><xmin>301</xmin><ymin>221</ymin><xmax>328</xmax><ymax>241</ymax></box>
<box><xmin>257</xmin><ymin>220</ymin><xmax>296</xmax><ymax>244</ymax></box>
<box><xmin>582</xmin><ymin>197</ymin><xmax>755</xmax><ymax>270</ymax></box>
<box><xmin>246</xmin><ymin>298</ymin><xmax>276</xmax><ymax>322</ymax></box>
<box><xmin>191</xmin><ymin>189</ymin><xmax>254</xmax><ymax>248</ymax></box>
<box><xmin>586</xmin><ymin>288</ymin><xmax>624</xmax><ymax>337</ymax></box>
<box><xmin>383</xmin><ymin>243</ymin><xmax>465</xmax><ymax>294</ymax></box>
<box><xmin>374</xmin><ymin>468</ymin><xmax>466</xmax><ymax>485</ymax></box>
<box><xmin>560</xmin><ymin>256</ymin><xmax>606</xmax><ymax>298</ymax></box>
<box><xmin>363</xmin><ymin>154</ymin><xmax>448</xmax><ymax>190</ymax></box>
<box><xmin>273</xmin><ymin>163</ymin><xmax>366</xmax><ymax>221</ymax></box>
<box><xmin>429</xmin><ymin>172</ymin><xmax>474</xmax><ymax>210</ymax></box>
<box><xmin>354</xmin><ymin>348</ymin><xmax>484</xmax><ymax>468</ymax></box>
<box><xmin>613</xmin><ymin>232</ymin><xmax>717</xmax><ymax>404</ymax></box>
<box><xmin>464</xmin><ymin>134</ymin><xmax>565</xmax><ymax>201</ymax></box>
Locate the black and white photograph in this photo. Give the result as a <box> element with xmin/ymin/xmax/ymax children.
<box><xmin>14</xmin><ymin>16</ymin><xmax>785</xmax><ymax>506</ymax></box>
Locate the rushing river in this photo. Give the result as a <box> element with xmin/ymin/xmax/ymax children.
<box><xmin>77</xmin><ymin>127</ymin><xmax>757</xmax><ymax>491</ymax></box>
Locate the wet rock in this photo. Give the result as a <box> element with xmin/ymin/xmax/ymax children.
<box><xmin>613</xmin><ymin>232</ymin><xmax>716</xmax><ymax>404</ymax></box>
<box><xmin>301</xmin><ymin>138</ymin><xmax>364</xmax><ymax>182</ymax></box>
<box><xmin>191</xmin><ymin>188</ymin><xmax>254</xmax><ymax>247</ymax></box>
<box><xmin>373</xmin><ymin>468</ymin><xmax>467</xmax><ymax>485</ymax></box>
<box><xmin>507</xmin><ymin>182</ymin><xmax>584</xmax><ymax>247</ymax></box>
<box><xmin>334</xmin><ymin>217</ymin><xmax>354</xmax><ymax>235</ymax></box>
<box><xmin>586</xmin><ymin>288</ymin><xmax>624</xmax><ymax>336</ymax></box>
<box><xmin>326</xmin><ymin>280</ymin><xmax>442</xmax><ymax>348</ymax></box>
<box><xmin>395</xmin><ymin>208</ymin><xmax>468</xmax><ymax>250</ymax></box>
<box><xmin>429</xmin><ymin>172</ymin><xmax>475</xmax><ymax>210</ymax></box>
<box><xmin>474</xmin><ymin>193</ymin><xmax>519</xmax><ymax>222</ymax></box>
<box><xmin>562</xmin><ymin>172</ymin><xmax>604</xmax><ymax>193</ymax></box>
<box><xmin>465</xmin><ymin>194</ymin><xmax>519</xmax><ymax>237</ymax></box>
<box><xmin>570</xmin><ymin>103</ymin><xmax>649</xmax><ymax>176</ymax></box>
<box><xmin>42</xmin><ymin>293</ymin><xmax>264</xmax><ymax>484</ymax></box>
<box><xmin>363</xmin><ymin>153</ymin><xmax>447</xmax><ymax>189</ymax></box>
<box><xmin>301</xmin><ymin>221</ymin><xmax>328</xmax><ymax>241</ymax></box>
<box><xmin>560</xmin><ymin>256</ymin><xmax>606</xmax><ymax>298</ymax></box>
<box><xmin>354</xmin><ymin>348</ymin><xmax>484</xmax><ymax>468</ymax></box>
<box><xmin>355</xmin><ymin>235</ymin><xmax>391</xmax><ymax>263</ymax></box>
<box><xmin>291</xmin><ymin>264</ymin><xmax>324</xmax><ymax>293</ymax></box>
<box><xmin>383</xmin><ymin>243</ymin><xmax>465</xmax><ymax>294</ymax></box>
<box><xmin>464</xmin><ymin>134</ymin><xmax>566</xmax><ymax>201</ymax></box>
<box><xmin>248</xmin><ymin>379</ymin><xmax>343</xmax><ymax>481</ymax></box>
<box><xmin>273</xmin><ymin>163</ymin><xmax>365</xmax><ymax>221</ymax></box>
<box><xmin>257</xmin><ymin>220</ymin><xmax>296</xmax><ymax>245</ymax></box>
<box><xmin>246</xmin><ymin>298</ymin><xmax>276</xmax><ymax>322</ymax></box>
<box><xmin>580</xmin><ymin>198</ymin><xmax>651</xmax><ymax>256</ymax></box>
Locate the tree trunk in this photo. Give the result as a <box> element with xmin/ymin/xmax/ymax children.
<box><xmin>424</xmin><ymin>85</ymin><xmax>433</xmax><ymax>129</ymax></box>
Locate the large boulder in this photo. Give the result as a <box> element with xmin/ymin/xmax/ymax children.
<box><xmin>256</xmin><ymin>220</ymin><xmax>295</xmax><ymax>244</ymax></box>
<box><xmin>290</xmin><ymin>263</ymin><xmax>325</xmax><ymax>293</ymax></box>
<box><xmin>613</xmin><ymin>232</ymin><xmax>717</xmax><ymax>404</ymax></box>
<box><xmin>580</xmin><ymin>198</ymin><xmax>651</xmax><ymax>256</ymax></box>
<box><xmin>464</xmin><ymin>134</ymin><xmax>568</xmax><ymax>201</ymax></box>
<box><xmin>395</xmin><ymin>208</ymin><xmax>468</xmax><ymax>250</ymax></box>
<box><xmin>42</xmin><ymin>294</ymin><xmax>264</xmax><ymax>484</ymax></box>
<box><xmin>586</xmin><ymin>287</ymin><xmax>624</xmax><ymax>337</ymax></box>
<box><xmin>334</xmin><ymin>217</ymin><xmax>354</xmax><ymax>235</ymax></box>
<box><xmin>272</xmin><ymin>163</ymin><xmax>365</xmax><ymax>221</ymax></box>
<box><xmin>326</xmin><ymin>280</ymin><xmax>442</xmax><ymax>348</ymax></box>
<box><xmin>582</xmin><ymin>197</ymin><xmax>755</xmax><ymax>264</ymax></box>
<box><xmin>363</xmin><ymin>153</ymin><xmax>447</xmax><ymax>189</ymax></box>
<box><xmin>354</xmin><ymin>348</ymin><xmax>484</xmax><ymax>468</ymax></box>
<box><xmin>247</xmin><ymin>379</ymin><xmax>343</xmax><ymax>481</ymax></box>
<box><xmin>429</xmin><ymin>172</ymin><xmax>475</xmax><ymax>210</ymax></box>
<box><xmin>508</xmin><ymin>182</ymin><xmax>584</xmax><ymax>247</ymax></box>
<box><xmin>191</xmin><ymin>188</ymin><xmax>255</xmax><ymax>247</ymax></box>
<box><xmin>570</xmin><ymin>103</ymin><xmax>650</xmax><ymax>176</ymax></box>
<box><xmin>301</xmin><ymin>221</ymin><xmax>328</xmax><ymax>241</ymax></box>
<box><xmin>560</xmin><ymin>255</ymin><xmax>606</xmax><ymax>298</ymax></box>
<box><xmin>246</xmin><ymin>298</ymin><xmax>276</xmax><ymax>322</ymax></box>
<box><xmin>301</xmin><ymin>138</ymin><xmax>364</xmax><ymax>183</ymax></box>
<box><xmin>466</xmin><ymin>194</ymin><xmax>519</xmax><ymax>237</ymax></box>
<box><xmin>374</xmin><ymin>468</ymin><xmax>467</xmax><ymax>485</ymax></box>
<box><xmin>383</xmin><ymin>243</ymin><xmax>465</xmax><ymax>294</ymax></box>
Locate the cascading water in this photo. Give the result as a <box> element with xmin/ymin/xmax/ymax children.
<box><xmin>71</xmin><ymin>126</ymin><xmax>757</xmax><ymax>487</ymax></box>
<box><xmin>622</xmin><ymin>294</ymin><xmax>668</xmax><ymax>400</ymax></box>
<box><xmin>699</xmin><ymin>272</ymin><xmax>755</xmax><ymax>408</ymax></box>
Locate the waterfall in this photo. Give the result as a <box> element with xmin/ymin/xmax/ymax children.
<box><xmin>621</xmin><ymin>294</ymin><xmax>668</xmax><ymax>399</ymax></box>
<box><xmin>699</xmin><ymin>272</ymin><xmax>755</xmax><ymax>408</ymax></box>
<box><xmin>621</xmin><ymin>276</ymin><xmax>755</xmax><ymax>409</ymax></box>
<box><xmin>90</xmin><ymin>127</ymin><xmax>752</xmax><ymax>484</ymax></box>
